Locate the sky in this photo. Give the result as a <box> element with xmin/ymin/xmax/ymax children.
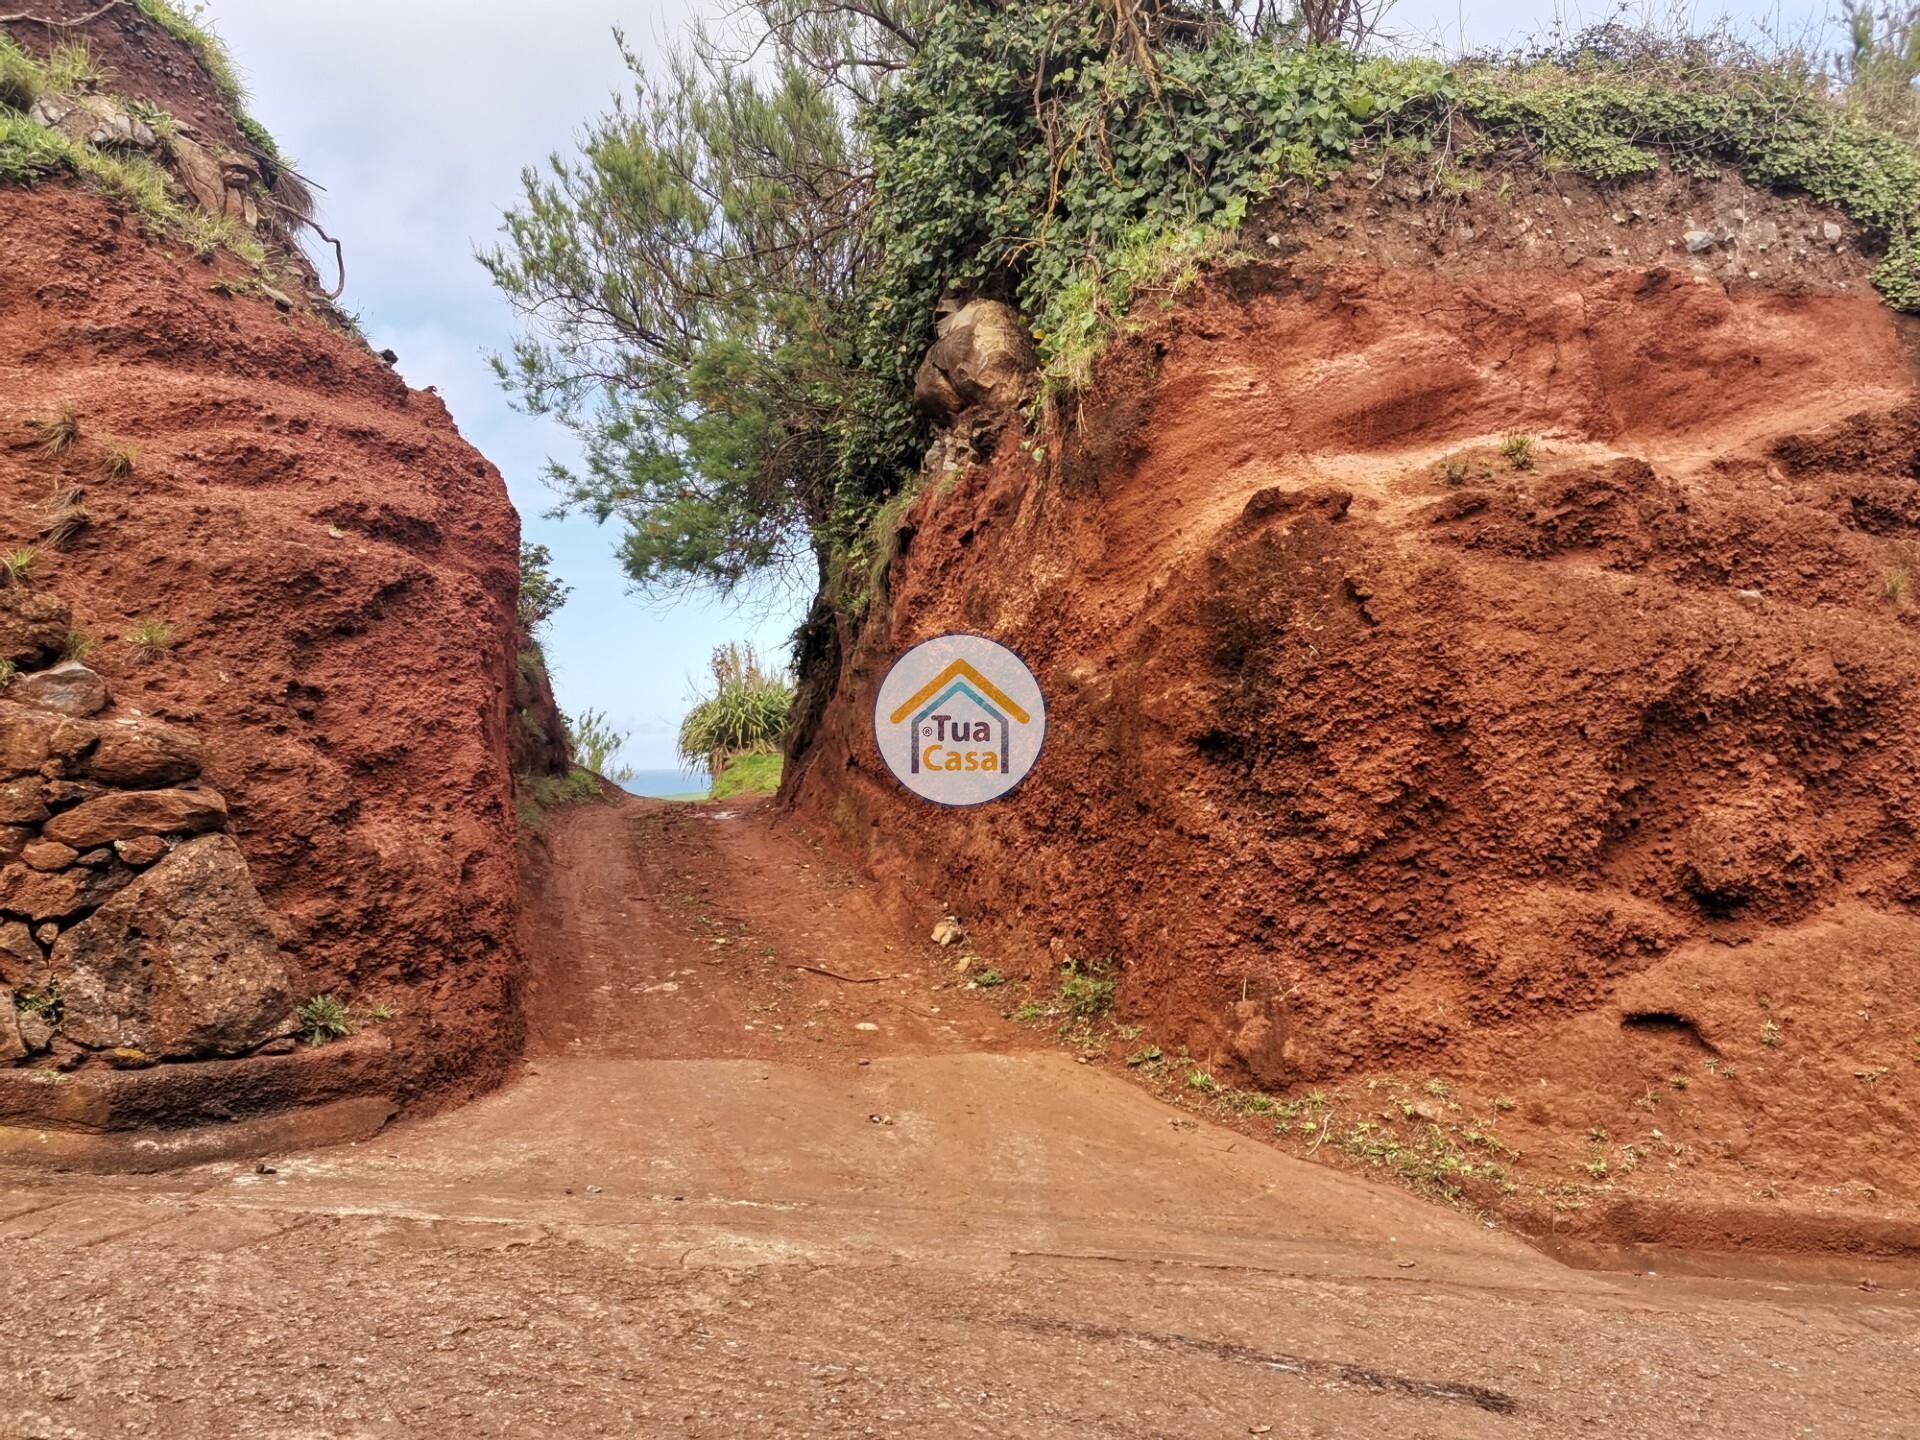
<box><xmin>203</xmin><ymin>0</ymin><xmax>1837</xmax><ymax>768</ymax></box>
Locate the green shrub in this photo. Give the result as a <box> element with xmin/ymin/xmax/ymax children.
<box><xmin>297</xmin><ymin>994</ymin><xmax>351</xmax><ymax>1046</ymax></box>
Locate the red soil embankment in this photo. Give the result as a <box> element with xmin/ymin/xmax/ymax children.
<box><xmin>0</xmin><ymin>182</ymin><xmax>530</xmax><ymax>1108</ymax></box>
<box><xmin>788</xmin><ymin>173</ymin><xmax>1920</xmax><ymax>1244</ymax></box>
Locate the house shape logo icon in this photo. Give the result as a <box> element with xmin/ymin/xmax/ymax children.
<box><xmin>888</xmin><ymin>659</ymin><xmax>1031</xmax><ymax>775</ymax></box>
<box><xmin>873</xmin><ymin>636</ymin><xmax>1046</xmax><ymax>806</ymax></box>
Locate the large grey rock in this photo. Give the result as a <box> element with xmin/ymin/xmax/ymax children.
<box><xmin>913</xmin><ymin>300</ymin><xmax>1039</xmax><ymax>422</ymax></box>
<box><xmin>40</xmin><ymin>787</ymin><xmax>227</xmax><ymax>849</ymax></box>
<box><xmin>10</xmin><ymin>662</ymin><xmax>108</xmax><ymax>717</ymax></box>
<box><xmin>50</xmin><ymin>834</ymin><xmax>292</xmax><ymax>1059</ymax></box>
<box><xmin>27</xmin><ymin>94</ymin><xmax>158</xmax><ymax>149</ymax></box>
<box><xmin>88</xmin><ymin>717</ymin><xmax>203</xmax><ymax>787</ymax></box>
<box><xmin>0</xmin><ymin>701</ymin><xmax>99</xmax><ymax>778</ymax></box>
<box><xmin>0</xmin><ymin>589</ymin><xmax>70</xmax><ymax>668</ymax></box>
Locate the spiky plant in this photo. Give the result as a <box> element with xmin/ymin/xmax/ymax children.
<box><xmin>100</xmin><ymin>443</ymin><xmax>136</xmax><ymax>480</ymax></box>
<box><xmin>1</xmin><ymin>547</ymin><xmax>36</xmax><ymax>586</ymax></box>
<box><xmin>297</xmin><ymin>994</ymin><xmax>351</xmax><ymax>1046</ymax></box>
<box><xmin>63</xmin><ymin>629</ymin><xmax>95</xmax><ymax>662</ymax></box>
<box><xmin>676</xmin><ymin>642</ymin><xmax>794</xmax><ymax>777</ymax></box>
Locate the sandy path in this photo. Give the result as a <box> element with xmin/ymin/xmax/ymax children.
<box><xmin>0</xmin><ymin>795</ymin><xmax>1914</xmax><ymax>1437</ymax></box>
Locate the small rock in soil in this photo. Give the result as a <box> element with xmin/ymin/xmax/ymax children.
<box><xmin>9</xmin><ymin>662</ymin><xmax>109</xmax><ymax>717</ymax></box>
<box><xmin>15</xmin><ymin>1009</ymin><xmax>52</xmax><ymax>1055</ymax></box>
<box><xmin>931</xmin><ymin>916</ymin><xmax>965</xmax><ymax>946</ymax></box>
<box><xmin>1684</xmin><ymin>229</ymin><xmax>1717</xmax><ymax>253</ymax></box>
<box><xmin>113</xmin><ymin>835</ymin><xmax>169</xmax><ymax>867</ymax></box>
<box><xmin>33</xmin><ymin>923</ymin><xmax>57</xmax><ymax>947</ymax></box>
<box><xmin>21</xmin><ymin>841</ymin><xmax>77</xmax><ymax>873</ymax></box>
<box><xmin>0</xmin><ymin>825</ymin><xmax>27</xmax><ymax>863</ymax></box>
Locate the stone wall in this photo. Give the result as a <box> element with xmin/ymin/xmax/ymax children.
<box><xmin>2</xmin><ymin>587</ymin><xmax>293</xmax><ymax>1070</ymax></box>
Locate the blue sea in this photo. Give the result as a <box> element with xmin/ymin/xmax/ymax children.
<box><xmin>620</xmin><ymin>768</ymin><xmax>709</xmax><ymax>800</ymax></box>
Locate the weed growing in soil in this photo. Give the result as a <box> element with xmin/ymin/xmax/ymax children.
<box><xmin>0</xmin><ymin>659</ymin><xmax>14</xmax><ymax>690</ymax></box>
<box><xmin>25</xmin><ymin>406</ymin><xmax>79</xmax><ymax>457</ymax></box>
<box><xmin>100</xmin><ymin>442</ymin><xmax>136</xmax><ymax>480</ymax></box>
<box><xmin>297</xmin><ymin>994</ymin><xmax>351</xmax><ymax>1046</ymax></box>
<box><xmin>1761</xmin><ymin>1018</ymin><xmax>1783</xmax><ymax>1047</ymax></box>
<box><xmin>45</xmin><ymin>42</ymin><xmax>110</xmax><ymax>93</ymax></box>
<box><xmin>2</xmin><ymin>547</ymin><xmax>37</xmax><ymax>586</ymax></box>
<box><xmin>38</xmin><ymin>491</ymin><xmax>89</xmax><ymax>546</ymax></box>
<box><xmin>973</xmin><ymin>968</ymin><xmax>1006</xmax><ymax>987</ymax></box>
<box><xmin>62</xmin><ymin>629</ymin><xmax>94</xmax><ymax>662</ymax></box>
<box><xmin>14</xmin><ymin>981</ymin><xmax>62</xmax><ymax>1023</ymax></box>
<box><xmin>1058</xmin><ymin>960</ymin><xmax>1116</xmax><ymax>1019</ymax></box>
<box><xmin>1501</xmin><ymin>433</ymin><xmax>1536</xmax><ymax>470</ymax></box>
<box><xmin>124</xmin><ymin>619</ymin><xmax>175</xmax><ymax>662</ymax></box>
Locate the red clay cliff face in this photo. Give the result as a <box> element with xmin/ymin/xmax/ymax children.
<box><xmin>787</xmin><ymin>173</ymin><xmax>1920</xmax><ymax>1239</ymax></box>
<box><xmin>0</xmin><ymin>182</ymin><xmax>528</xmax><ymax>1109</ymax></box>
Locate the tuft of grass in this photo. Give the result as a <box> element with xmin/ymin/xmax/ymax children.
<box><xmin>0</xmin><ymin>34</ymin><xmax>40</xmax><ymax>112</ymax></box>
<box><xmin>1668</xmin><ymin>1072</ymin><xmax>1690</xmax><ymax>1090</ymax></box>
<box><xmin>0</xmin><ymin>658</ymin><xmax>13</xmax><ymax>690</ymax></box>
<box><xmin>1760</xmin><ymin>1018</ymin><xmax>1783</xmax><ymax>1048</ymax></box>
<box><xmin>45</xmin><ymin>41</ymin><xmax>111</xmax><ymax>93</ymax></box>
<box><xmin>1011</xmin><ymin>1000</ymin><xmax>1046</xmax><ymax>1023</ymax></box>
<box><xmin>24</xmin><ymin>405</ymin><xmax>79</xmax><ymax>457</ymax></box>
<box><xmin>63</xmin><ymin>629</ymin><xmax>95</xmax><ymax>662</ymax></box>
<box><xmin>38</xmin><ymin>489</ymin><xmax>89</xmax><ymax>546</ymax></box>
<box><xmin>1883</xmin><ymin>566</ymin><xmax>1909</xmax><ymax>601</ymax></box>
<box><xmin>124</xmin><ymin>618</ymin><xmax>176</xmax><ymax>663</ymax></box>
<box><xmin>973</xmin><ymin>967</ymin><xmax>1006</xmax><ymax>987</ymax></box>
<box><xmin>296</xmin><ymin>993</ymin><xmax>351</xmax><ymax>1047</ymax></box>
<box><xmin>1440</xmin><ymin>455</ymin><xmax>1469</xmax><ymax>487</ymax></box>
<box><xmin>2</xmin><ymin>547</ymin><xmax>36</xmax><ymax>586</ymax></box>
<box><xmin>100</xmin><ymin>442</ymin><xmax>137</xmax><ymax>480</ymax></box>
<box><xmin>1187</xmin><ymin>1068</ymin><xmax>1219</xmax><ymax>1092</ymax></box>
<box><xmin>1501</xmin><ymin>433</ymin><xmax>1536</xmax><ymax>471</ymax></box>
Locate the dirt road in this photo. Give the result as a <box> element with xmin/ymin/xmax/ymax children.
<box><xmin>0</xmin><ymin>796</ymin><xmax>1915</xmax><ymax>1438</ymax></box>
